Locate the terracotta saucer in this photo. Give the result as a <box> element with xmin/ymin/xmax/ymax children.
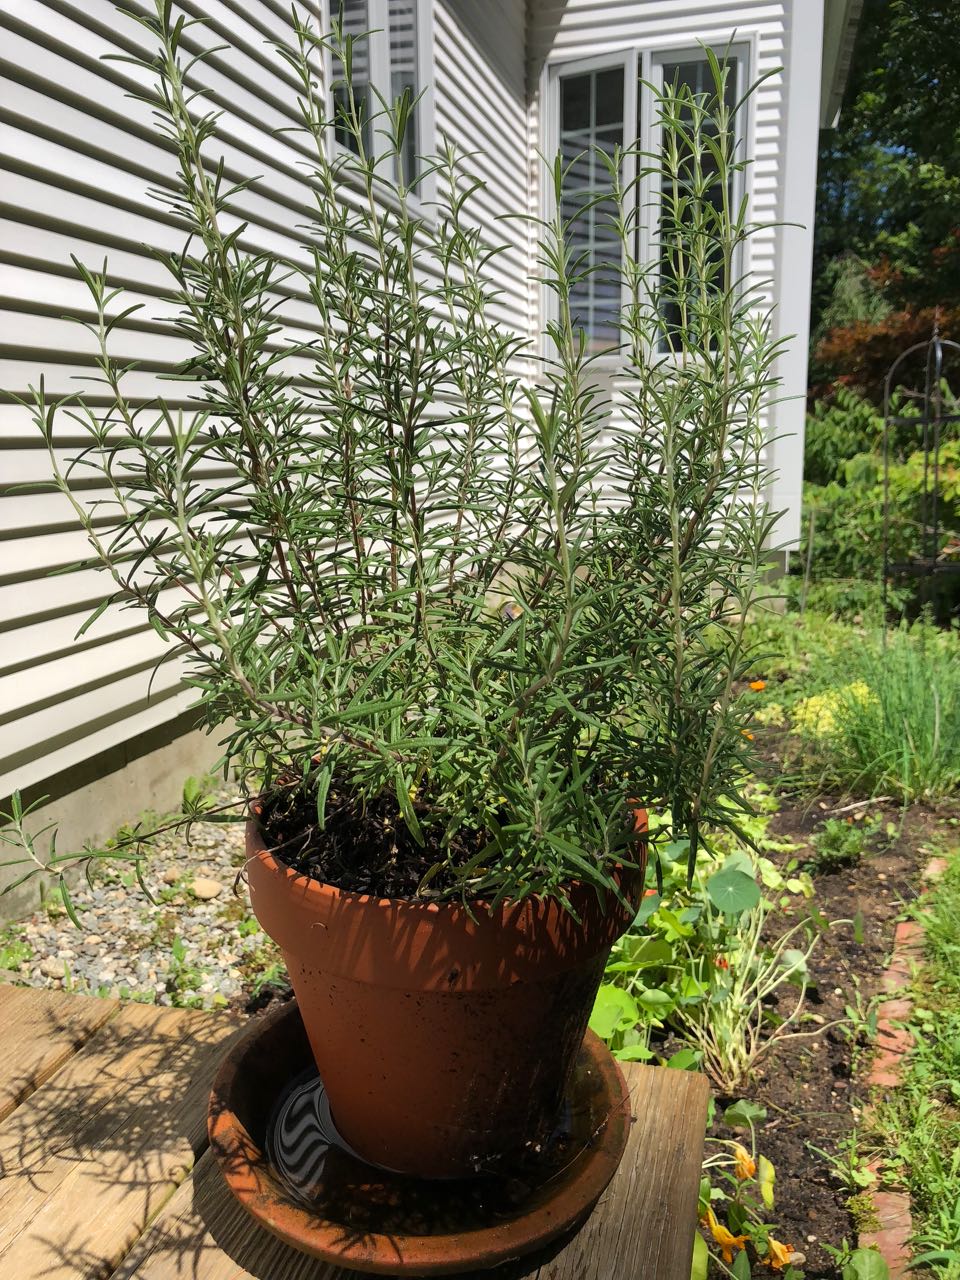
<box><xmin>208</xmin><ymin>999</ymin><xmax>632</xmax><ymax>1275</ymax></box>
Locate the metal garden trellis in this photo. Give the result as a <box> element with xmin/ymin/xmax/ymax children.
<box><xmin>882</xmin><ymin>321</ymin><xmax>960</xmax><ymax>620</ymax></box>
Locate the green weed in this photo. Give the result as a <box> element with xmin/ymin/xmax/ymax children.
<box><xmin>0</xmin><ymin>925</ymin><xmax>32</xmax><ymax>971</ymax></box>
<box><xmin>807</xmin><ymin>817</ymin><xmax>880</xmax><ymax>872</ymax></box>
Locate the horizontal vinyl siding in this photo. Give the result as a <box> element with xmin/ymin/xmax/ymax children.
<box><xmin>0</xmin><ymin>0</ymin><xmax>531</xmax><ymax>799</ymax></box>
<box><xmin>528</xmin><ymin>0</ymin><xmax>805</xmax><ymax>542</ymax></box>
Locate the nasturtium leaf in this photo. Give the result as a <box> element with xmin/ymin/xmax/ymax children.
<box><xmin>626</xmin><ymin>936</ymin><xmax>674</xmax><ymax>968</ymax></box>
<box><xmin>780</xmin><ymin>948</ymin><xmax>809</xmax><ymax>981</ymax></box>
<box><xmin>658</xmin><ymin>906</ymin><xmax>694</xmax><ymax>939</ymax></box>
<box><xmin>727</xmin><ymin>1201</ymin><xmax>748</xmax><ymax>1234</ymax></box>
<box><xmin>697</xmin><ymin>1175</ymin><xmax>712</xmax><ymax>1217</ymax></box>
<box><xmin>635</xmin><ymin>987</ymin><xmax>675</xmax><ymax>1014</ymax></box>
<box><xmin>732</xmin><ymin>1246</ymin><xmax>752</xmax><ymax>1279</ymax></box>
<box><xmin>691</xmin><ymin>1228</ymin><xmax>716</xmax><ymax>1280</ymax></box>
<box><xmin>724</xmin><ymin>1098</ymin><xmax>768</xmax><ymax>1128</ymax></box>
<box><xmin>633</xmin><ymin>893</ymin><xmax>661</xmax><ymax>924</ymax></box>
<box><xmin>680</xmin><ymin>973</ymin><xmax>708</xmax><ymax>1002</ymax></box>
<box><xmin>662</xmin><ymin>839</ymin><xmax>690</xmax><ymax>863</ymax></box>
<box><xmin>690</xmin><ymin>1232</ymin><xmax>709</xmax><ymax>1280</ymax></box>
<box><xmin>613</xmin><ymin>1043</ymin><xmax>654</xmax><ymax>1062</ymax></box>
<box><xmin>665</xmin><ymin>1047</ymin><xmax>702</xmax><ymax>1071</ymax></box>
<box><xmin>588</xmin><ymin>984</ymin><xmax>639</xmax><ymax>1041</ymax></box>
<box><xmin>841</xmin><ymin>1248</ymin><xmax>890</xmax><ymax>1280</ymax></box>
<box><xmin>721</xmin><ymin>849</ymin><xmax>754</xmax><ymax>876</ymax></box>
<box><xmin>706</xmin><ymin>867</ymin><xmax>761</xmax><ymax>915</ymax></box>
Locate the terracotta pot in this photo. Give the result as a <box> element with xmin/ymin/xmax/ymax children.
<box><xmin>246</xmin><ymin>814</ymin><xmax>647</xmax><ymax>1179</ymax></box>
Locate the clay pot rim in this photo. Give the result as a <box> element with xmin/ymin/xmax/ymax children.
<box><xmin>247</xmin><ymin>804</ymin><xmax>647</xmax><ymax>916</ymax></box>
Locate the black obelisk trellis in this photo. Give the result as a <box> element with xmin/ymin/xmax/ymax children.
<box><xmin>882</xmin><ymin>323</ymin><xmax>960</xmax><ymax>620</ymax></box>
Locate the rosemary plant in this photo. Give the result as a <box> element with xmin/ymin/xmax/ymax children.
<box><xmin>3</xmin><ymin>5</ymin><xmax>782</xmax><ymax>907</ymax></box>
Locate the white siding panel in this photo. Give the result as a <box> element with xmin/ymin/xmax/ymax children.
<box><xmin>0</xmin><ymin>0</ymin><xmax>531</xmax><ymax>799</ymax></box>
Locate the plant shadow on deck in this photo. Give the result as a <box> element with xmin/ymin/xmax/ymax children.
<box><xmin>5</xmin><ymin>991</ymin><xmax>582</xmax><ymax>1279</ymax></box>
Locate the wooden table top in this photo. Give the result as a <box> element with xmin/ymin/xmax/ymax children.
<box><xmin>0</xmin><ymin>983</ymin><xmax>709</xmax><ymax>1280</ymax></box>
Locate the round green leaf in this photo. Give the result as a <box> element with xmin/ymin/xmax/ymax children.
<box><xmin>706</xmin><ymin>867</ymin><xmax>761</xmax><ymax>915</ymax></box>
<box><xmin>589</xmin><ymin>984</ymin><xmax>639</xmax><ymax>1041</ymax></box>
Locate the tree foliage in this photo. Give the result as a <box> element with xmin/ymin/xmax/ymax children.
<box><xmin>812</xmin><ymin>0</ymin><xmax>960</xmax><ymax>392</ymax></box>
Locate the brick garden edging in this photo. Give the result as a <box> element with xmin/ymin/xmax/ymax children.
<box><xmin>857</xmin><ymin>857</ymin><xmax>947</xmax><ymax>1276</ymax></box>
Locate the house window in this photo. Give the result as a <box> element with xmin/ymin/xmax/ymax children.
<box><xmin>329</xmin><ymin>0</ymin><xmax>432</xmax><ymax>185</ymax></box>
<box><xmin>548</xmin><ymin>46</ymin><xmax>745</xmax><ymax>359</ymax></box>
<box><xmin>654</xmin><ymin>55</ymin><xmax>741</xmax><ymax>352</ymax></box>
<box><xmin>558</xmin><ymin>63</ymin><xmax>627</xmax><ymax>351</ymax></box>
<box><xmin>331</xmin><ymin>0</ymin><xmax>373</xmax><ymax>157</ymax></box>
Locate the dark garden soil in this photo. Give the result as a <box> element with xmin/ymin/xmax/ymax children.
<box><xmin>706</xmin><ymin>772</ymin><xmax>956</xmax><ymax>1278</ymax></box>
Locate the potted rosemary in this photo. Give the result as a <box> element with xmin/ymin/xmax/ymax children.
<box><xmin>3</xmin><ymin>4</ymin><xmax>779</xmax><ymax>1183</ymax></box>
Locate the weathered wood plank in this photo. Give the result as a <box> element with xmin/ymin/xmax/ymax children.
<box><xmin>0</xmin><ymin>1000</ymin><xmax>239</xmax><ymax>1280</ymax></box>
<box><xmin>529</xmin><ymin>1065</ymin><xmax>711</xmax><ymax>1280</ymax></box>
<box><xmin>112</xmin><ymin>1064</ymin><xmax>710</xmax><ymax>1280</ymax></box>
<box><xmin>111</xmin><ymin>1149</ymin><xmax>331</xmax><ymax>1280</ymax></box>
<box><xmin>0</xmin><ymin>985</ymin><xmax>119</xmax><ymax>1124</ymax></box>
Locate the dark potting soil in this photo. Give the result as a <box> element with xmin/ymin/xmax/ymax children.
<box><xmin>258</xmin><ymin>784</ymin><xmax>484</xmax><ymax>898</ymax></box>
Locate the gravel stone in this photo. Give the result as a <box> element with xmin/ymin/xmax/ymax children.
<box><xmin>7</xmin><ymin>790</ymin><xmax>284</xmax><ymax>1011</ymax></box>
<box><xmin>190</xmin><ymin>878</ymin><xmax>224</xmax><ymax>900</ymax></box>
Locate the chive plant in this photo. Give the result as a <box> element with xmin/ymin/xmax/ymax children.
<box><xmin>3</xmin><ymin>4</ymin><xmax>783</xmax><ymax>907</ymax></box>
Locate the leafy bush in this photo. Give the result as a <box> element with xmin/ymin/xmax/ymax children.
<box><xmin>798</xmin><ymin>385</ymin><xmax>960</xmax><ymax>620</ymax></box>
<box><xmin>811</xmin><ymin>305</ymin><xmax>960</xmax><ymax>402</ymax></box>
<box><xmin>804</xmin><ymin>386</ymin><xmax>885</xmax><ymax>487</ymax></box>
<box><xmin>589</xmin><ymin>797</ymin><xmax>818</xmax><ymax>1092</ymax></box>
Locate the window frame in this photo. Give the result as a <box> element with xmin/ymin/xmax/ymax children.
<box><xmin>544</xmin><ymin>50</ymin><xmax>639</xmax><ymax>365</ymax></box>
<box><xmin>541</xmin><ymin>36</ymin><xmax>756</xmax><ymax>370</ymax></box>
<box><xmin>325</xmin><ymin>0</ymin><xmax>437</xmax><ymax>206</ymax></box>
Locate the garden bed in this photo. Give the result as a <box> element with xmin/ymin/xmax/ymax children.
<box><xmin>708</xmin><ymin>786</ymin><xmax>947</xmax><ymax>1276</ymax></box>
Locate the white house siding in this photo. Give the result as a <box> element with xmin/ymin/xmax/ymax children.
<box><xmin>0</xmin><ymin>0</ymin><xmax>530</xmax><ymax>802</ymax></box>
<box><xmin>528</xmin><ymin>0</ymin><xmax>820</xmax><ymax>548</ymax></box>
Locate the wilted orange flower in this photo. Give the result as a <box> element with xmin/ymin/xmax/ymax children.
<box><xmin>766</xmin><ymin>1237</ymin><xmax>795</xmax><ymax>1271</ymax></box>
<box><xmin>703</xmin><ymin>1208</ymin><xmax>748</xmax><ymax>1264</ymax></box>
<box><xmin>749</xmin><ymin>679</ymin><xmax>767</xmax><ymax>691</ymax></box>
<box><xmin>732</xmin><ymin>1142</ymin><xmax>756</xmax><ymax>1180</ymax></box>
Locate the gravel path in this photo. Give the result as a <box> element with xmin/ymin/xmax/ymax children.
<box><xmin>0</xmin><ymin>798</ymin><xmax>286</xmax><ymax>1011</ymax></box>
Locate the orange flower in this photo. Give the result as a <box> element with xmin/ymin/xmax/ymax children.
<box><xmin>732</xmin><ymin>1141</ymin><xmax>756</xmax><ymax>1180</ymax></box>
<box><xmin>704</xmin><ymin>1208</ymin><xmax>748</xmax><ymax>1264</ymax></box>
<box><xmin>749</xmin><ymin>679</ymin><xmax>767</xmax><ymax>691</ymax></box>
<box><xmin>742</xmin><ymin>729</ymin><xmax>755</xmax><ymax>741</ymax></box>
<box><xmin>765</xmin><ymin>1237</ymin><xmax>795</xmax><ymax>1271</ymax></box>
<box><xmin>715</xmin><ymin>955</ymin><xmax>730</xmax><ymax>969</ymax></box>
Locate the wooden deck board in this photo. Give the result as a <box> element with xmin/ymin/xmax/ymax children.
<box><xmin>0</xmin><ymin>985</ymin><xmax>709</xmax><ymax>1280</ymax></box>
<box><xmin>0</xmin><ymin>985</ymin><xmax>119</xmax><ymax>1123</ymax></box>
<box><xmin>0</xmin><ymin>995</ymin><xmax>239</xmax><ymax>1280</ymax></box>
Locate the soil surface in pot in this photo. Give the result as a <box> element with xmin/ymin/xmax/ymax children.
<box><xmin>259</xmin><ymin>784</ymin><xmax>480</xmax><ymax>897</ymax></box>
<box><xmin>259</xmin><ymin>784</ymin><xmax>639</xmax><ymax>900</ymax></box>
